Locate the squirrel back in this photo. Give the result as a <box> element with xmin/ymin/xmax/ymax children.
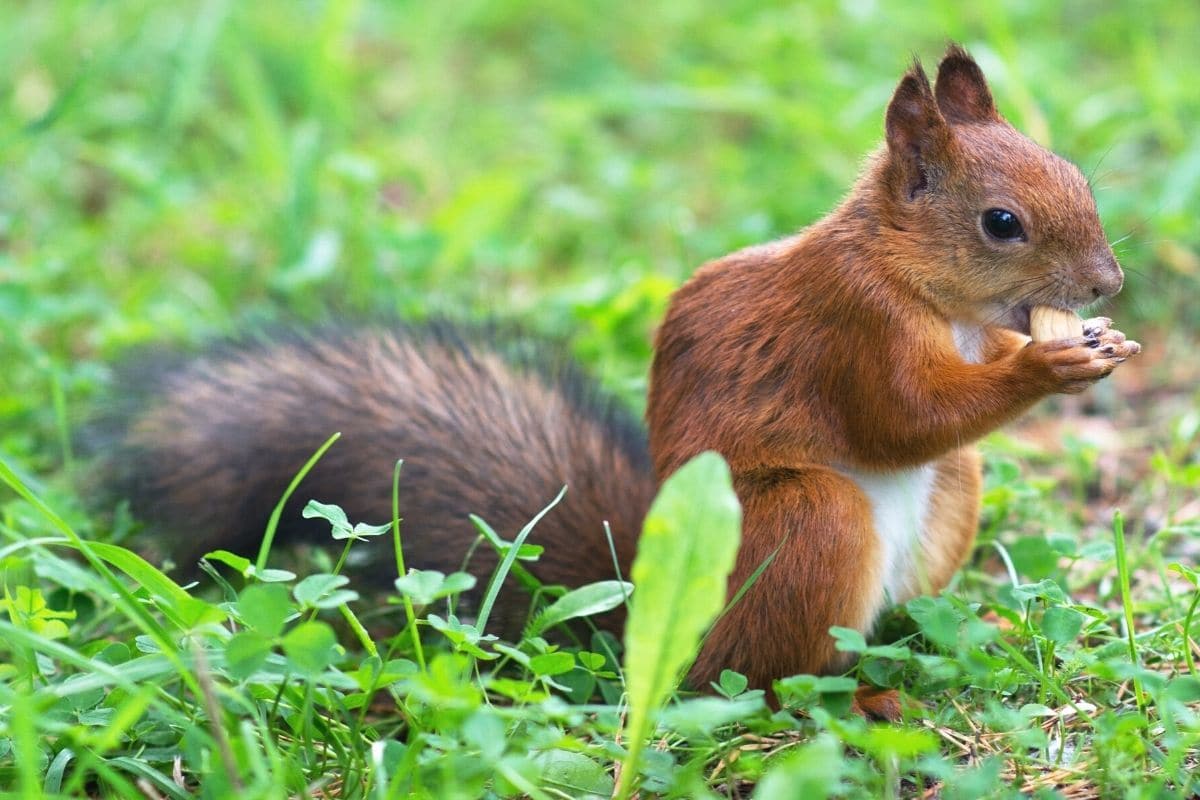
<box><xmin>95</xmin><ymin>323</ymin><xmax>656</xmax><ymax>634</ymax></box>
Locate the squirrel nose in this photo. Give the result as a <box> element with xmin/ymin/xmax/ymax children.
<box><xmin>1089</xmin><ymin>249</ymin><xmax>1124</xmax><ymax>298</ymax></box>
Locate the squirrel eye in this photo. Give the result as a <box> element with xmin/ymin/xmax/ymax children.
<box><xmin>982</xmin><ymin>208</ymin><xmax>1025</xmax><ymax>241</ymax></box>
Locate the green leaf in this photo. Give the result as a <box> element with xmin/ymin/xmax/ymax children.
<box><xmin>526</xmin><ymin>580</ymin><xmax>633</xmax><ymax>637</ymax></box>
<box><xmin>203</xmin><ymin>550</ymin><xmax>251</xmax><ymax>573</ymax></box>
<box><xmin>294</xmin><ymin>573</ymin><xmax>358</xmax><ymax>609</ymax></box>
<box><xmin>238</xmin><ymin>583</ymin><xmax>291</xmax><ymax>637</ymax></box>
<box><xmin>529</xmin><ymin>651</ymin><xmax>575</xmax><ymax>677</ymax></box>
<box><xmin>43</xmin><ymin>747</ymin><xmax>74</xmax><ymax>795</ymax></box>
<box><xmin>753</xmin><ymin>735</ymin><xmax>843</xmax><ymax>799</ymax></box>
<box><xmin>1008</xmin><ymin>578</ymin><xmax>1069</xmax><ymax>605</ymax></box>
<box><xmin>302</xmin><ymin>500</ymin><xmax>350</xmax><ymax>532</ymax></box>
<box><xmin>830</xmin><ymin>626</ymin><xmax>868</xmax><ymax>653</ymax></box>
<box><xmin>860</xmin><ymin>725</ymin><xmax>938</xmax><ymax>758</ymax></box>
<box><xmin>426</xmin><ymin>613</ymin><xmax>499</xmax><ymax>660</ymax></box>
<box><xmin>863</xmin><ymin>643</ymin><xmax>911</xmax><ymax>660</ymax></box>
<box><xmin>393</xmin><ymin>569</ymin><xmax>476</xmax><ymax>606</ymax></box>
<box><xmin>717</xmin><ymin>669</ymin><xmax>748</xmax><ymax>697</ymax></box>
<box><xmin>282</xmin><ymin>621</ymin><xmax>340</xmax><ymax>676</ymax></box>
<box><xmin>534</xmin><ymin>750</ymin><xmax>613</xmax><ymax>800</ymax></box>
<box><xmin>577</xmin><ymin>651</ymin><xmax>607</xmax><ymax>671</ymax></box>
<box><xmin>617</xmin><ymin>451</ymin><xmax>741</xmax><ymax>799</ymax></box>
<box><xmin>1040</xmin><ymin>606</ymin><xmax>1084</xmax><ymax>645</ymax></box>
<box><xmin>661</xmin><ymin>695</ymin><xmax>764</xmax><ymax>736</ymax></box>
<box><xmin>906</xmin><ymin>596</ymin><xmax>963</xmax><ymax>648</ymax></box>
<box><xmin>774</xmin><ymin>674</ymin><xmax>857</xmax><ymax>714</ymax></box>
<box><xmin>346</xmin><ymin>521</ymin><xmax>392</xmax><ymax>539</ymax></box>
<box><xmin>861</xmin><ymin>657</ymin><xmax>905</xmax><ymax>688</ymax></box>
<box><xmin>462</xmin><ymin>710</ymin><xmax>507</xmax><ymax>760</ymax></box>
<box><xmin>87</xmin><ymin>542</ymin><xmax>224</xmax><ymax>629</ymax></box>
<box><xmin>476</xmin><ymin>487</ymin><xmax>566</xmax><ymax>632</ymax></box>
<box><xmin>471</xmin><ymin>514</ymin><xmax>546</xmax><ymax>561</ymax></box>
<box><xmin>302</xmin><ymin>500</ymin><xmax>392</xmax><ymax>541</ymax></box>
<box><xmin>225</xmin><ymin>631</ymin><xmax>273</xmax><ymax>680</ymax></box>
<box><xmin>207</xmin><ymin>550</ymin><xmax>297</xmax><ymax>582</ymax></box>
<box><xmin>1164</xmin><ymin>676</ymin><xmax>1200</xmax><ymax>703</ymax></box>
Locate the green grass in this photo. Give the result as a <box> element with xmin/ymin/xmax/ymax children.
<box><xmin>2</xmin><ymin>1</ymin><xmax>1199</xmax><ymax>797</ymax></box>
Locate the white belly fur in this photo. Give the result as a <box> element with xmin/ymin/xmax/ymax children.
<box><xmin>840</xmin><ymin>321</ymin><xmax>980</xmax><ymax>604</ymax></box>
<box><xmin>839</xmin><ymin>464</ymin><xmax>937</xmax><ymax>603</ymax></box>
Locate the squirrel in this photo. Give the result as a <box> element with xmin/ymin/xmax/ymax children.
<box><xmin>98</xmin><ymin>45</ymin><xmax>1139</xmax><ymax>717</ymax></box>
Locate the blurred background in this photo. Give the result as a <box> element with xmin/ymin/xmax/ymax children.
<box><xmin>1</xmin><ymin>0</ymin><xmax>1197</xmax><ymax>474</ymax></box>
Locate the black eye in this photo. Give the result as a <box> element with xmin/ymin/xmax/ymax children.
<box><xmin>982</xmin><ymin>208</ymin><xmax>1025</xmax><ymax>241</ymax></box>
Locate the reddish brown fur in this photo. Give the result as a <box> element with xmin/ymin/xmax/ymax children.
<box><xmin>103</xmin><ymin>45</ymin><xmax>1140</xmax><ymax>720</ymax></box>
<box><xmin>648</xmin><ymin>44</ymin><xmax>1139</xmax><ymax>711</ymax></box>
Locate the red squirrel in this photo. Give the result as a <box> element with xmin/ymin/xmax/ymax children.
<box><xmin>98</xmin><ymin>45</ymin><xmax>1138</xmax><ymax>715</ymax></box>
<box><xmin>648</xmin><ymin>44</ymin><xmax>1139</xmax><ymax>714</ymax></box>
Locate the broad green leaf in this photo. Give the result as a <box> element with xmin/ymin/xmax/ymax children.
<box><xmin>302</xmin><ymin>500</ymin><xmax>350</xmax><ymax>532</ymax></box>
<box><xmin>529</xmin><ymin>651</ymin><xmax>575</xmax><ymax>677</ymax></box>
<box><xmin>577</xmin><ymin>651</ymin><xmax>607</xmax><ymax>671</ymax></box>
<box><xmin>1041</xmin><ymin>606</ymin><xmax>1084</xmax><ymax>645</ymax></box>
<box><xmin>617</xmin><ymin>451</ymin><xmax>741</xmax><ymax>799</ymax></box>
<box><xmin>225</xmin><ymin>631</ymin><xmax>273</xmax><ymax>680</ymax></box>
<box><xmin>830</xmin><ymin>626</ymin><xmax>868</xmax><ymax>653</ymax></box>
<box><xmin>294</xmin><ymin>573</ymin><xmax>356</xmax><ymax>609</ymax></box>
<box><xmin>717</xmin><ymin>669</ymin><xmax>748</xmax><ymax>697</ymax></box>
<box><xmin>862</xmin><ymin>656</ymin><xmax>905</xmax><ymax>687</ymax></box>
<box><xmin>906</xmin><ymin>596</ymin><xmax>963</xmax><ymax>648</ymax></box>
<box><xmin>238</xmin><ymin>583</ymin><xmax>291</xmax><ymax>637</ymax></box>
<box><xmin>534</xmin><ymin>749</ymin><xmax>613</xmax><ymax>800</ymax></box>
<box><xmin>526</xmin><ymin>580</ymin><xmax>633</xmax><ymax>637</ymax></box>
<box><xmin>282</xmin><ymin>621</ymin><xmax>340</xmax><ymax>676</ymax></box>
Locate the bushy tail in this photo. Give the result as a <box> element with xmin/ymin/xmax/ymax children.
<box><xmin>93</xmin><ymin>323</ymin><xmax>656</xmax><ymax>630</ymax></box>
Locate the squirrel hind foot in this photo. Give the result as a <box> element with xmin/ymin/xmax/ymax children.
<box><xmin>850</xmin><ymin>686</ymin><xmax>907</xmax><ymax>722</ymax></box>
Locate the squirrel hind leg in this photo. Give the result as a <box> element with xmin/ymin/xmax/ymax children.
<box><xmin>690</xmin><ymin>466</ymin><xmax>887</xmax><ymax>698</ymax></box>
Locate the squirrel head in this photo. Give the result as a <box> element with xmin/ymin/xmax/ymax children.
<box><xmin>878</xmin><ymin>44</ymin><xmax>1122</xmax><ymax>332</ymax></box>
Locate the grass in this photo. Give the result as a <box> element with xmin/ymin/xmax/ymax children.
<box><xmin>2</xmin><ymin>0</ymin><xmax>1199</xmax><ymax>797</ymax></box>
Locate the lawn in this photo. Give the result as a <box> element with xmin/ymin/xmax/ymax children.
<box><xmin>2</xmin><ymin>1</ymin><xmax>1199</xmax><ymax>797</ymax></box>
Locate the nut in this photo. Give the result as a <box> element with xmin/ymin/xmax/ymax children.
<box><xmin>1029</xmin><ymin>306</ymin><xmax>1083</xmax><ymax>342</ymax></box>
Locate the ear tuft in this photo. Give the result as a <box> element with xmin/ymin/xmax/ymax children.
<box><xmin>934</xmin><ymin>43</ymin><xmax>999</xmax><ymax>124</ymax></box>
<box><xmin>885</xmin><ymin>58</ymin><xmax>949</xmax><ymax>200</ymax></box>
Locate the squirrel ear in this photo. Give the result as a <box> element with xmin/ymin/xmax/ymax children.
<box><xmin>934</xmin><ymin>44</ymin><xmax>1000</xmax><ymax>124</ymax></box>
<box><xmin>884</xmin><ymin>59</ymin><xmax>950</xmax><ymax>200</ymax></box>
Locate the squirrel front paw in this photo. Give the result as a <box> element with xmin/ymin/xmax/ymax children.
<box><xmin>1025</xmin><ymin>317</ymin><xmax>1141</xmax><ymax>394</ymax></box>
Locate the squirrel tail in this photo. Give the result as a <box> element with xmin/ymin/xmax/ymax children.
<box><xmin>92</xmin><ymin>322</ymin><xmax>656</xmax><ymax>629</ymax></box>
